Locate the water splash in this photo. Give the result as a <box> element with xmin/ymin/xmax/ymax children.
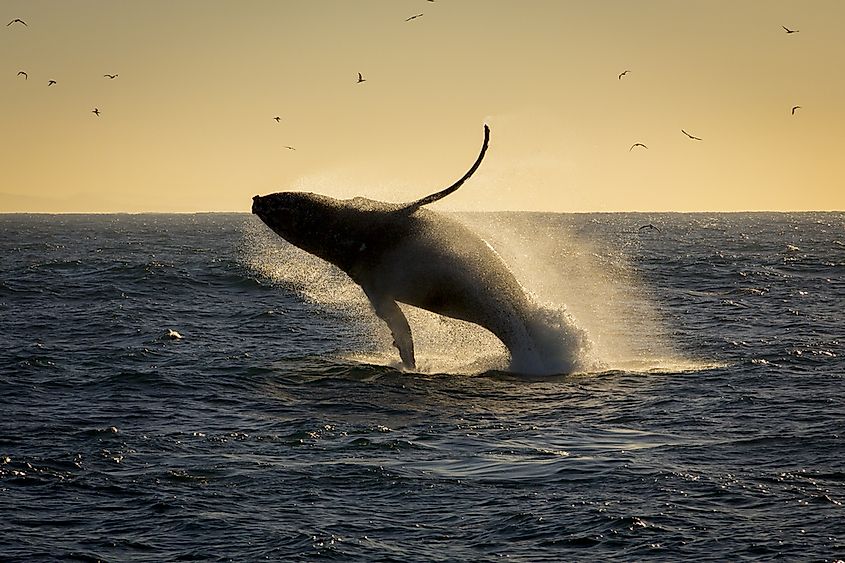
<box><xmin>240</xmin><ymin>213</ymin><xmax>704</xmax><ymax>375</ymax></box>
<box><xmin>458</xmin><ymin>212</ymin><xmax>703</xmax><ymax>373</ymax></box>
<box><xmin>513</xmin><ymin>302</ymin><xmax>599</xmax><ymax>375</ymax></box>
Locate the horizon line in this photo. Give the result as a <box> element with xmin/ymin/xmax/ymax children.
<box><xmin>1</xmin><ymin>209</ymin><xmax>843</xmax><ymax>216</ymax></box>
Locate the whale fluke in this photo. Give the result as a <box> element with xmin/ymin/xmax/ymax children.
<box><xmin>400</xmin><ymin>124</ymin><xmax>490</xmax><ymax>214</ymax></box>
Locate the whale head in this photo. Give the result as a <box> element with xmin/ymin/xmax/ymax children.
<box><xmin>252</xmin><ymin>192</ymin><xmax>328</xmax><ymax>245</ymax></box>
<box><xmin>252</xmin><ymin>191</ymin><xmax>367</xmax><ymax>268</ymax></box>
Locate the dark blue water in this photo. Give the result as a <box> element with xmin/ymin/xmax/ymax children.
<box><xmin>1</xmin><ymin>212</ymin><xmax>843</xmax><ymax>561</ymax></box>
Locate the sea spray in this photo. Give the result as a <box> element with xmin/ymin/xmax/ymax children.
<box><xmin>458</xmin><ymin>212</ymin><xmax>693</xmax><ymax>372</ymax></box>
<box><xmin>240</xmin><ymin>212</ymin><xmax>694</xmax><ymax>374</ymax></box>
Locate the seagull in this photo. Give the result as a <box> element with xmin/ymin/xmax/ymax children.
<box><xmin>103</xmin><ymin>74</ymin><xmax>118</xmax><ymax>79</ymax></box>
<box><xmin>639</xmin><ymin>224</ymin><xmax>661</xmax><ymax>233</ymax></box>
<box><xmin>166</xmin><ymin>329</ymin><xmax>183</xmax><ymax>340</ymax></box>
<box><xmin>782</xmin><ymin>25</ymin><xmax>799</xmax><ymax>34</ymax></box>
<box><xmin>406</xmin><ymin>13</ymin><xmax>424</xmax><ymax>21</ymax></box>
<box><xmin>48</xmin><ymin>80</ymin><xmax>56</xmax><ymax>86</ymax></box>
<box><xmin>357</xmin><ymin>72</ymin><xmax>366</xmax><ymax>83</ymax></box>
<box><xmin>630</xmin><ymin>143</ymin><xmax>648</xmax><ymax>151</ymax></box>
<box><xmin>17</xmin><ymin>71</ymin><xmax>27</xmax><ymax>80</ymax></box>
<box><xmin>681</xmin><ymin>129</ymin><xmax>702</xmax><ymax>141</ymax></box>
<box><xmin>618</xmin><ymin>70</ymin><xmax>630</xmax><ymax>80</ymax></box>
<box><xmin>791</xmin><ymin>105</ymin><xmax>801</xmax><ymax>115</ymax></box>
<box><xmin>92</xmin><ymin>108</ymin><xmax>100</xmax><ymax>116</ymax></box>
<box><xmin>282</xmin><ymin>146</ymin><xmax>296</xmax><ymax>151</ymax></box>
<box><xmin>274</xmin><ymin>116</ymin><xmax>281</xmax><ymax>122</ymax></box>
<box><xmin>7</xmin><ymin>19</ymin><xmax>27</xmax><ymax>26</ymax></box>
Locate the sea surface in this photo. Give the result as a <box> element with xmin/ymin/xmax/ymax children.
<box><xmin>1</xmin><ymin>212</ymin><xmax>843</xmax><ymax>561</ymax></box>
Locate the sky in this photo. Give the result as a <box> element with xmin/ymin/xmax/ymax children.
<box><xmin>1</xmin><ymin>0</ymin><xmax>843</xmax><ymax>213</ymax></box>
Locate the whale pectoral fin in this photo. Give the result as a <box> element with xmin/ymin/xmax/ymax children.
<box><xmin>398</xmin><ymin>124</ymin><xmax>489</xmax><ymax>215</ymax></box>
<box><xmin>365</xmin><ymin>290</ymin><xmax>416</xmax><ymax>370</ymax></box>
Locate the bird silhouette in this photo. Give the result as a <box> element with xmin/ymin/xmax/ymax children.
<box><xmin>282</xmin><ymin>146</ymin><xmax>296</xmax><ymax>151</ymax></box>
<box><xmin>629</xmin><ymin>143</ymin><xmax>648</xmax><ymax>151</ymax></box>
<box><xmin>357</xmin><ymin>72</ymin><xmax>366</xmax><ymax>83</ymax></box>
<box><xmin>274</xmin><ymin>116</ymin><xmax>281</xmax><ymax>122</ymax></box>
<box><xmin>17</xmin><ymin>71</ymin><xmax>27</xmax><ymax>80</ymax></box>
<box><xmin>618</xmin><ymin>70</ymin><xmax>630</xmax><ymax>80</ymax></box>
<box><xmin>48</xmin><ymin>80</ymin><xmax>56</xmax><ymax>86</ymax></box>
<box><xmin>791</xmin><ymin>105</ymin><xmax>801</xmax><ymax>115</ymax></box>
<box><xmin>7</xmin><ymin>19</ymin><xmax>27</xmax><ymax>26</ymax></box>
<box><xmin>92</xmin><ymin>108</ymin><xmax>100</xmax><ymax>116</ymax></box>
<box><xmin>681</xmin><ymin>129</ymin><xmax>702</xmax><ymax>141</ymax></box>
<box><xmin>406</xmin><ymin>13</ymin><xmax>424</xmax><ymax>21</ymax></box>
<box><xmin>639</xmin><ymin>224</ymin><xmax>661</xmax><ymax>233</ymax></box>
<box><xmin>782</xmin><ymin>25</ymin><xmax>799</xmax><ymax>34</ymax></box>
<box><xmin>103</xmin><ymin>74</ymin><xmax>118</xmax><ymax>79</ymax></box>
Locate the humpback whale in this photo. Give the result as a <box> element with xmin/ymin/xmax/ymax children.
<box><xmin>252</xmin><ymin>125</ymin><xmax>571</xmax><ymax>373</ymax></box>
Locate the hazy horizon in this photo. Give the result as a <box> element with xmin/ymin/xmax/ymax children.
<box><xmin>2</xmin><ymin>207</ymin><xmax>842</xmax><ymax>216</ymax></box>
<box><xmin>3</xmin><ymin>1</ymin><xmax>844</xmax><ymax>213</ymax></box>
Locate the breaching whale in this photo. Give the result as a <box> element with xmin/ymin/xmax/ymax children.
<box><xmin>252</xmin><ymin>125</ymin><xmax>564</xmax><ymax>372</ymax></box>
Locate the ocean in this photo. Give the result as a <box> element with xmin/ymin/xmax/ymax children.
<box><xmin>1</xmin><ymin>211</ymin><xmax>842</xmax><ymax>561</ymax></box>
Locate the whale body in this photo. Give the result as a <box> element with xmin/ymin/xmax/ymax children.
<box><xmin>251</xmin><ymin>125</ymin><xmax>558</xmax><ymax>372</ymax></box>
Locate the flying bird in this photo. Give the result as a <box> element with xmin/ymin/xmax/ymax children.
<box><xmin>48</xmin><ymin>80</ymin><xmax>56</xmax><ymax>86</ymax></box>
<box><xmin>406</xmin><ymin>13</ymin><xmax>424</xmax><ymax>21</ymax></box>
<box><xmin>357</xmin><ymin>72</ymin><xmax>366</xmax><ymax>83</ymax></box>
<box><xmin>791</xmin><ymin>105</ymin><xmax>801</xmax><ymax>115</ymax></box>
<box><xmin>282</xmin><ymin>146</ymin><xmax>296</xmax><ymax>151</ymax></box>
<box><xmin>103</xmin><ymin>74</ymin><xmax>118</xmax><ymax>79</ymax></box>
<box><xmin>618</xmin><ymin>70</ymin><xmax>630</xmax><ymax>80</ymax></box>
<box><xmin>681</xmin><ymin>129</ymin><xmax>702</xmax><ymax>141</ymax></box>
<box><xmin>630</xmin><ymin>143</ymin><xmax>648</xmax><ymax>151</ymax></box>
<box><xmin>782</xmin><ymin>25</ymin><xmax>799</xmax><ymax>34</ymax></box>
<box><xmin>639</xmin><ymin>224</ymin><xmax>661</xmax><ymax>233</ymax></box>
<box><xmin>17</xmin><ymin>71</ymin><xmax>27</xmax><ymax>80</ymax></box>
<box><xmin>274</xmin><ymin>116</ymin><xmax>281</xmax><ymax>122</ymax></box>
<box><xmin>7</xmin><ymin>19</ymin><xmax>27</xmax><ymax>26</ymax></box>
<box><xmin>92</xmin><ymin>108</ymin><xmax>100</xmax><ymax>116</ymax></box>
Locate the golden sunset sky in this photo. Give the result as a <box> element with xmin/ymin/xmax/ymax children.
<box><xmin>1</xmin><ymin>0</ymin><xmax>843</xmax><ymax>212</ymax></box>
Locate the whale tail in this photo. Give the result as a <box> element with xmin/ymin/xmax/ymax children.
<box><xmin>400</xmin><ymin>124</ymin><xmax>490</xmax><ymax>214</ymax></box>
